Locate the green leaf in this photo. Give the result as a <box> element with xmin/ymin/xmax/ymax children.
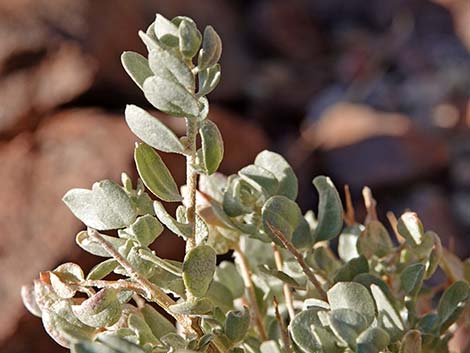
<box><xmin>71</xmin><ymin>289</ymin><xmax>122</xmax><ymax>328</ymax></box>
<box><xmin>329</xmin><ymin>308</ymin><xmax>369</xmax><ymax>348</ymax></box>
<box><xmin>198</xmin><ymin>64</ymin><xmax>221</xmax><ymax>97</ymax></box>
<box><xmin>153</xmin><ymin>201</ymin><xmax>192</xmax><ymax>238</ymax></box>
<box><xmin>154</xmin><ymin>14</ymin><xmax>179</xmax><ymax>47</ymax></box>
<box><xmin>224</xmin><ymin>308</ymin><xmax>250</xmax><ymax>343</ymax></box>
<box><xmin>125</xmin><ymin>105</ymin><xmax>185</xmax><ymax>154</ymax></box>
<box><xmin>254</xmin><ymin>150</ymin><xmax>298</xmax><ymax>200</ymax></box>
<box><xmin>86</xmin><ymin>259</ymin><xmax>119</xmax><ymax>280</ymax></box>
<box><xmin>437</xmin><ymin>280</ymin><xmax>469</xmax><ymax>331</ymax></box>
<box><xmin>215</xmin><ymin>261</ymin><xmax>244</xmax><ymax>298</ymax></box>
<box><xmin>178</xmin><ymin>19</ymin><xmax>202</xmax><ymax>58</ymax></box>
<box><xmin>258</xmin><ymin>265</ymin><xmax>303</xmax><ymax>289</ymax></box>
<box><xmin>312</xmin><ymin>176</ymin><xmax>343</xmax><ymax>242</ymax></box>
<box><xmin>169</xmin><ymin>298</ymin><xmax>213</xmax><ymax>315</ymax></box>
<box><xmin>198</xmin><ymin>26</ymin><xmax>222</xmax><ymax>70</ymax></box>
<box><xmin>370</xmin><ymin>284</ymin><xmax>404</xmax><ymax>340</ymax></box>
<box><xmin>397</xmin><ymin>212</ymin><xmax>425</xmax><ymax>246</ymax></box>
<box><xmin>262</xmin><ymin>195</ymin><xmax>313</xmax><ymax>249</ymax></box>
<box><xmin>238</xmin><ymin>164</ymin><xmax>279</xmax><ymax>196</ymax></box>
<box><xmin>182</xmin><ymin>245</ymin><xmax>217</xmax><ymax>297</ymax></box>
<box><xmin>76</xmin><ymin>231</ymin><xmax>125</xmax><ymax>258</ymax></box>
<box><xmin>200</xmin><ymin>120</ymin><xmax>224</xmax><ymax>175</ymax></box>
<box><xmin>72</xmin><ymin>341</ymin><xmax>118</xmax><ymax>353</ymax></box>
<box><xmin>143</xmin><ymin>76</ymin><xmax>200</xmax><ymax>118</ymax></box>
<box><xmin>357</xmin><ymin>221</ymin><xmax>393</xmax><ymax>258</ymax></box>
<box><xmin>148</xmin><ymin>46</ymin><xmax>194</xmax><ymax>90</ymax></box>
<box><xmin>50</xmin><ymin>263</ymin><xmax>84</xmax><ymax>299</ymax></box>
<box><xmin>288</xmin><ymin>308</ymin><xmax>324</xmax><ymax>353</ymax></box>
<box><xmin>338</xmin><ymin>225</ymin><xmax>362</xmax><ymax>262</ymax></box>
<box><xmin>138</xmin><ymin>248</ymin><xmax>182</xmax><ymax>276</ymax></box>
<box><xmin>400</xmin><ymin>263</ymin><xmax>425</xmax><ymax>296</ymax></box>
<box><xmin>356</xmin><ymin>327</ymin><xmax>390</xmax><ymax>353</ymax></box>
<box><xmin>63</xmin><ymin>180</ymin><xmax>137</xmax><ymax>231</ymax></box>
<box><xmin>97</xmin><ymin>335</ymin><xmax>148</xmax><ymax>353</ymax></box>
<box><xmin>43</xmin><ymin>301</ymin><xmax>95</xmax><ymax>348</ymax></box>
<box><xmin>205</xmin><ymin>281</ymin><xmax>234</xmax><ymax>312</ymax></box>
<box><xmin>222</xmin><ymin>177</ymin><xmax>253</xmax><ymax>217</ymax></box>
<box><xmin>134</xmin><ymin>143</ymin><xmax>182</xmax><ymax>202</ymax></box>
<box><xmin>121</xmin><ymin>52</ymin><xmax>153</xmax><ymax>90</ymax></box>
<box><xmin>121</xmin><ymin>214</ymin><xmax>163</xmax><ymax>247</ymax></box>
<box><xmin>141</xmin><ymin>304</ymin><xmax>175</xmax><ymax>340</ymax></box>
<box><xmin>400</xmin><ymin>330</ymin><xmax>422</xmax><ymax>353</ymax></box>
<box><xmin>327</xmin><ymin>282</ymin><xmax>376</xmax><ymax>325</ymax></box>
<box><xmin>333</xmin><ymin>255</ymin><xmax>369</xmax><ymax>282</ymax></box>
<box><xmin>128</xmin><ymin>313</ymin><xmax>158</xmax><ymax>345</ymax></box>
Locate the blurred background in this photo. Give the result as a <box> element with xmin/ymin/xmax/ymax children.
<box><xmin>0</xmin><ymin>0</ymin><xmax>468</xmax><ymax>351</ymax></box>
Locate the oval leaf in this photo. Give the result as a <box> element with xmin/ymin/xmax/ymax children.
<box><xmin>121</xmin><ymin>52</ymin><xmax>153</xmax><ymax>90</ymax></box>
<box><xmin>255</xmin><ymin>150</ymin><xmax>298</xmax><ymax>200</ymax></box>
<box><xmin>198</xmin><ymin>25</ymin><xmax>222</xmax><ymax>70</ymax></box>
<box><xmin>200</xmin><ymin>120</ymin><xmax>224</xmax><ymax>175</ymax></box>
<box><xmin>125</xmin><ymin>105</ymin><xmax>185</xmax><ymax>154</ymax></box>
<box><xmin>63</xmin><ymin>180</ymin><xmax>137</xmax><ymax>230</ymax></box>
<box><xmin>312</xmin><ymin>176</ymin><xmax>343</xmax><ymax>242</ymax></box>
<box><xmin>143</xmin><ymin>76</ymin><xmax>200</xmax><ymax>118</ymax></box>
<box><xmin>134</xmin><ymin>143</ymin><xmax>182</xmax><ymax>202</ymax></box>
<box><xmin>182</xmin><ymin>245</ymin><xmax>216</xmax><ymax>297</ymax></box>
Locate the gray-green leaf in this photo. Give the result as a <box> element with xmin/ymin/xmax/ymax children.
<box><xmin>198</xmin><ymin>64</ymin><xmax>221</xmax><ymax>97</ymax></box>
<box><xmin>134</xmin><ymin>143</ymin><xmax>182</xmax><ymax>202</ymax></box>
<box><xmin>148</xmin><ymin>47</ymin><xmax>194</xmax><ymax>90</ymax></box>
<box><xmin>125</xmin><ymin>105</ymin><xmax>185</xmax><ymax>154</ymax></box>
<box><xmin>312</xmin><ymin>176</ymin><xmax>343</xmax><ymax>242</ymax></box>
<box><xmin>143</xmin><ymin>76</ymin><xmax>200</xmax><ymax>118</ymax></box>
<box><xmin>198</xmin><ymin>26</ymin><xmax>222</xmax><ymax>70</ymax></box>
<box><xmin>327</xmin><ymin>282</ymin><xmax>376</xmax><ymax>325</ymax></box>
<box><xmin>121</xmin><ymin>52</ymin><xmax>154</xmax><ymax>90</ymax></box>
<box><xmin>254</xmin><ymin>150</ymin><xmax>298</xmax><ymax>200</ymax></box>
<box><xmin>63</xmin><ymin>180</ymin><xmax>137</xmax><ymax>230</ymax></box>
<box><xmin>182</xmin><ymin>245</ymin><xmax>217</xmax><ymax>297</ymax></box>
<box><xmin>200</xmin><ymin>120</ymin><xmax>224</xmax><ymax>175</ymax></box>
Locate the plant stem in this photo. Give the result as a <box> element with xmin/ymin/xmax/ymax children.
<box><xmin>272</xmin><ymin>243</ymin><xmax>295</xmax><ymax>321</ymax></box>
<box><xmin>233</xmin><ymin>243</ymin><xmax>268</xmax><ymax>341</ymax></box>
<box><xmin>266</xmin><ymin>223</ymin><xmax>328</xmax><ymax>301</ymax></box>
<box><xmin>184</xmin><ymin>118</ymin><xmax>198</xmax><ymax>252</ymax></box>
<box><xmin>273</xmin><ymin>296</ymin><xmax>293</xmax><ymax>353</ymax></box>
<box><xmin>87</xmin><ymin>228</ymin><xmax>194</xmax><ymax>334</ymax></box>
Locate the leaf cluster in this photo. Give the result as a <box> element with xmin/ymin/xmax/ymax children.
<box><xmin>22</xmin><ymin>13</ymin><xmax>470</xmax><ymax>353</ymax></box>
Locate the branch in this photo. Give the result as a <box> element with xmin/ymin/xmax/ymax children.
<box><xmin>273</xmin><ymin>296</ymin><xmax>293</xmax><ymax>353</ymax></box>
<box><xmin>266</xmin><ymin>223</ymin><xmax>327</xmax><ymax>301</ymax></box>
<box><xmin>233</xmin><ymin>244</ymin><xmax>268</xmax><ymax>341</ymax></box>
<box><xmin>87</xmin><ymin>228</ymin><xmax>194</xmax><ymax>334</ymax></box>
<box><xmin>272</xmin><ymin>243</ymin><xmax>295</xmax><ymax>320</ymax></box>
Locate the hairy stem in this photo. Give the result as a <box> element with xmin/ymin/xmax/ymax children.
<box><xmin>233</xmin><ymin>243</ymin><xmax>268</xmax><ymax>341</ymax></box>
<box><xmin>266</xmin><ymin>223</ymin><xmax>328</xmax><ymax>301</ymax></box>
<box><xmin>272</xmin><ymin>243</ymin><xmax>295</xmax><ymax>320</ymax></box>
<box><xmin>87</xmin><ymin>228</ymin><xmax>194</xmax><ymax>334</ymax></box>
<box><xmin>184</xmin><ymin>118</ymin><xmax>198</xmax><ymax>252</ymax></box>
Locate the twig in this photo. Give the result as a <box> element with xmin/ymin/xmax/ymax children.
<box><xmin>272</xmin><ymin>243</ymin><xmax>295</xmax><ymax>320</ymax></box>
<box><xmin>266</xmin><ymin>223</ymin><xmax>327</xmax><ymax>301</ymax></box>
<box><xmin>87</xmin><ymin>229</ymin><xmax>194</xmax><ymax>334</ymax></box>
<box><xmin>362</xmin><ymin>186</ymin><xmax>378</xmax><ymax>224</ymax></box>
<box><xmin>386</xmin><ymin>211</ymin><xmax>405</xmax><ymax>244</ymax></box>
<box><xmin>80</xmin><ymin>279</ymin><xmax>143</xmax><ymax>293</ymax></box>
<box><xmin>273</xmin><ymin>296</ymin><xmax>293</xmax><ymax>353</ymax></box>
<box><xmin>184</xmin><ymin>118</ymin><xmax>199</xmax><ymax>253</ymax></box>
<box><xmin>233</xmin><ymin>243</ymin><xmax>268</xmax><ymax>341</ymax></box>
<box><xmin>343</xmin><ymin>184</ymin><xmax>356</xmax><ymax>226</ymax></box>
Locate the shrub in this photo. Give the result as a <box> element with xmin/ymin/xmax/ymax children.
<box><xmin>22</xmin><ymin>14</ymin><xmax>470</xmax><ymax>353</ymax></box>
